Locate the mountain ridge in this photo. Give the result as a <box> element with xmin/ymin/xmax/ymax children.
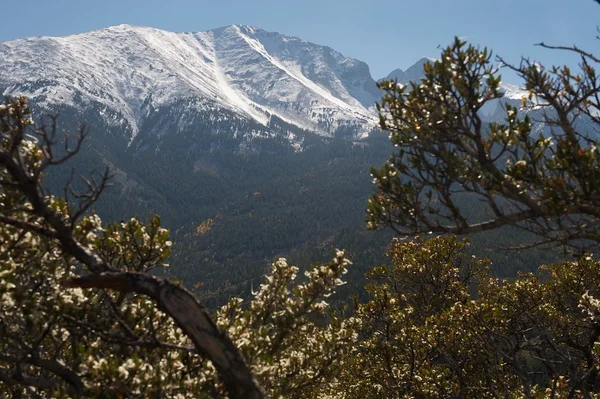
<box><xmin>0</xmin><ymin>24</ymin><xmax>386</xmax><ymax>142</ymax></box>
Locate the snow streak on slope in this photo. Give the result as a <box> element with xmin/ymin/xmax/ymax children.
<box><xmin>212</xmin><ymin>25</ymin><xmax>378</xmax><ymax>136</ymax></box>
<box><xmin>0</xmin><ymin>24</ymin><xmax>380</xmax><ymax>141</ymax></box>
<box><xmin>235</xmin><ymin>26</ymin><xmax>365</xmax><ymax>114</ymax></box>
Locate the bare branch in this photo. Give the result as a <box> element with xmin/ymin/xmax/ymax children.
<box><xmin>536</xmin><ymin>42</ymin><xmax>600</xmax><ymax>64</ymax></box>
<box><xmin>70</xmin><ymin>167</ymin><xmax>113</xmax><ymax>223</ymax></box>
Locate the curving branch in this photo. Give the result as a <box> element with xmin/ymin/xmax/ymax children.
<box><xmin>0</xmin><ymin>366</ymin><xmax>59</xmax><ymax>392</ymax></box>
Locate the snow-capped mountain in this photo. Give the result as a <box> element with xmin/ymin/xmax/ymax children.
<box><xmin>0</xmin><ymin>23</ymin><xmax>544</xmax><ymax>148</ymax></box>
<box><xmin>0</xmin><ymin>24</ymin><xmax>380</xmax><ymax>142</ymax></box>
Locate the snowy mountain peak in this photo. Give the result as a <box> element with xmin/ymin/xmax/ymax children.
<box><xmin>0</xmin><ymin>24</ymin><xmax>380</xmax><ymax>142</ymax></box>
<box><xmin>382</xmin><ymin>57</ymin><xmax>436</xmax><ymax>84</ymax></box>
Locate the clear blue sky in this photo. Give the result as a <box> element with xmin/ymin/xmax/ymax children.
<box><xmin>2</xmin><ymin>0</ymin><xmax>599</xmax><ymax>82</ymax></box>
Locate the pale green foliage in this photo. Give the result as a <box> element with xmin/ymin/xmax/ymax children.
<box><xmin>0</xmin><ymin>203</ymin><xmax>193</xmax><ymax>396</ymax></box>
<box><xmin>217</xmin><ymin>252</ymin><xmax>357</xmax><ymax>398</ymax></box>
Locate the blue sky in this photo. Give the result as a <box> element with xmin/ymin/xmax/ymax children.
<box><xmin>2</xmin><ymin>0</ymin><xmax>599</xmax><ymax>82</ymax></box>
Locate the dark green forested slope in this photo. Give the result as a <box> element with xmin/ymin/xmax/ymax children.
<box><xmin>31</xmin><ymin>101</ymin><xmax>557</xmax><ymax>308</ymax></box>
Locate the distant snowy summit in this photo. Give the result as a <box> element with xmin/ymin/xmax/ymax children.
<box><xmin>0</xmin><ymin>24</ymin><xmax>387</xmax><ymax>141</ymax></box>
<box><xmin>380</xmin><ymin>57</ymin><xmax>437</xmax><ymax>85</ymax></box>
